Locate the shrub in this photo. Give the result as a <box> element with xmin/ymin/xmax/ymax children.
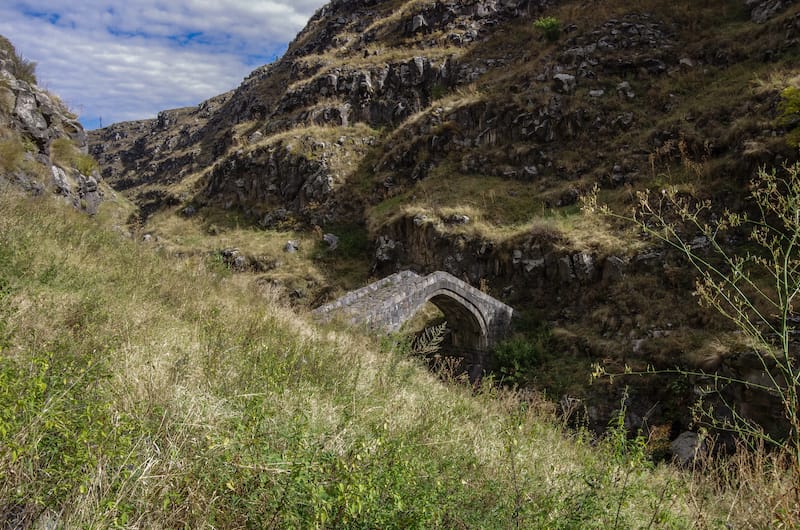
<box><xmin>49</xmin><ymin>137</ymin><xmax>74</xmax><ymax>165</ymax></box>
<box><xmin>75</xmin><ymin>153</ymin><xmax>98</xmax><ymax>175</ymax></box>
<box><xmin>779</xmin><ymin>86</ymin><xmax>800</xmax><ymax>146</ymax></box>
<box><xmin>431</xmin><ymin>83</ymin><xmax>448</xmax><ymax>100</ymax></box>
<box><xmin>0</xmin><ymin>81</ymin><xmax>13</xmax><ymax>115</ymax></box>
<box><xmin>493</xmin><ymin>327</ymin><xmax>551</xmax><ymax>385</ymax></box>
<box><xmin>0</xmin><ymin>349</ymin><xmax>135</xmax><ymax>522</ymax></box>
<box><xmin>0</xmin><ymin>35</ymin><xmax>37</xmax><ymax>85</ymax></box>
<box><xmin>534</xmin><ymin>16</ymin><xmax>561</xmax><ymax>42</ymax></box>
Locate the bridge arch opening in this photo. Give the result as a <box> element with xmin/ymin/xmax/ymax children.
<box><xmin>403</xmin><ymin>289</ymin><xmax>489</xmax><ymax>381</ymax></box>
<box><xmin>426</xmin><ymin>291</ymin><xmax>488</xmax><ymax>352</ymax></box>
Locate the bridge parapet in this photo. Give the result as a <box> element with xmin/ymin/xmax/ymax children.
<box><xmin>313</xmin><ymin>271</ymin><xmax>513</xmax><ymax>350</ymax></box>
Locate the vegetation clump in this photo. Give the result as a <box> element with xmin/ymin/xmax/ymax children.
<box><xmin>780</xmin><ymin>86</ymin><xmax>800</xmax><ymax>146</ymax></box>
<box><xmin>0</xmin><ymin>136</ymin><xmax>25</xmax><ymax>174</ymax></box>
<box><xmin>0</xmin><ymin>35</ymin><xmax>37</xmax><ymax>84</ymax></box>
<box><xmin>49</xmin><ymin>137</ymin><xmax>98</xmax><ymax>175</ymax></box>
<box><xmin>533</xmin><ymin>16</ymin><xmax>561</xmax><ymax>42</ymax></box>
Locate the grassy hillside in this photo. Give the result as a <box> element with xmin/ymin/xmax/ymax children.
<box><xmin>0</xmin><ymin>192</ymin><xmax>797</xmax><ymax>527</ymax></box>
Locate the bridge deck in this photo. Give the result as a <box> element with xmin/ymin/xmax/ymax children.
<box><xmin>312</xmin><ymin>270</ymin><xmax>421</xmax><ymax>324</ymax></box>
<box><xmin>313</xmin><ymin>270</ymin><xmax>513</xmax><ymax>346</ymax></box>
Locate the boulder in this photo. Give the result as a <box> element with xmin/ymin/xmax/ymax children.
<box><xmin>444</xmin><ymin>214</ymin><xmax>471</xmax><ymax>225</ymax></box>
<box><xmin>14</xmin><ymin>90</ymin><xmax>47</xmax><ymax>134</ymax></box>
<box><xmin>375</xmin><ymin>236</ymin><xmax>399</xmax><ymax>263</ymax></box>
<box><xmin>81</xmin><ymin>175</ymin><xmax>98</xmax><ymax>193</ymax></box>
<box><xmin>50</xmin><ymin>165</ymin><xmax>70</xmax><ymax>195</ymax></box>
<box><xmin>617</xmin><ymin>81</ymin><xmax>635</xmax><ymax>99</ymax></box>
<box><xmin>746</xmin><ymin>0</ymin><xmax>794</xmax><ymax>22</ymax></box>
<box><xmin>522</xmin><ymin>258</ymin><xmax>545</xmax><ymax>274</ymax></box>
<box><xmin>411</xmin><ymin>14</ymin><xmax>428</xmax><ymax>33</ymax></box>
<box><xmin>557</xmin><ymin>255</ymin><xmax>576</xmax><ymax>282</ymax></box>
<box><xmin>413</xmin><ymin>214</ymin><xmax>429</xmax><ymax>226</ymax></box>
<box><xmin>610</xmin><ymin>164</ymin><xmax>626</xmax><ymax>186</ymax></box>
<box><xmin>557</xmin><ymin>188</ymin><xmax>579</xmax><ymax>207</ymax></box>
<box><xmin>670</xmin><ymin>431</ymin><xmax>705</xmax><ymax>465</ymax></box>
<box><xmin>323</xmin><ymin>233</ymin><xmax>339</xmax><ymax>250</ymax></box>
<box><xmin>602</xmin><ymin>256</ymin><xmax>627</xmax><ymax>282</ymax></box>
<box><xmin>572</xmin><ymin>252</ymin><xmax>596</xmax><ymax>283</ymax></box>
<box><xmin>553</xmin><ymin>73</ymin><xmax>576</xmax><ymax>94</ymax></box>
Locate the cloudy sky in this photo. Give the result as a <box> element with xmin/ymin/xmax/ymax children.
<box><xmin>0</xmin><ymin>1</ymin><xmax>327</xmax><ymax>129</ymax></box>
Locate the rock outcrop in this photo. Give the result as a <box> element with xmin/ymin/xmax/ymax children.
<box><xmin>746</xmin><ymin>0</ymin><xmax>797</xmax><ymax>22</ymax></box>
<box><xmin>0</xmin><ymin>37</ymin><xmax>104</xmax><ymax>213</ymax></box>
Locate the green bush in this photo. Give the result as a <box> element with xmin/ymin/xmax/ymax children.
<box><xmin>534</xmin><ymin>16</ymin><xmax>561</xmax><ymax>42</ymax></box>
<box><xmin>75</xmin><ymin>153</ymin><xmax>98</xmax><ymax>175</ymax></box>
<box><xmin>49</xmin><ymin>137</ymin><xmax>74</xmax><ymax>164</ymax></box>
<box><xmin>0</xmin><ymin>349</ymin><xmax>135</xmax><ymax>520</ymax></box>
<box><xmin>431</xmin><ymin>83</ymin><xmax>448</xmax><ymax>100</ymax></box>
<box><xmin>493</xmin><ymin>328</ymin><xmax>551</xmax><ymax>385</ymax></box>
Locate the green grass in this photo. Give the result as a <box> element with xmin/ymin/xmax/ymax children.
<box><xmin>4</xmin><ymin>189</ymin><xmax>784</xmax><ymax>528</ymax></box>
<box><xmin>49</xmin><ymin>136</ymin><xmax>98</xmax><ymax>175</ymax></box>
<box><xmin>0</xmin><ymin>137</ymin><xmax>25</xmax><ymax>173</ymax></box>
<box><xmin>2</xmin><ymin>178</ymin><xmax>797</xmax><ymax>528</ymax></box>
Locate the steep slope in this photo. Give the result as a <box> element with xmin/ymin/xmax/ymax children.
<box><xmin>3</xmin><ymin>187</ymin><xmax>797</xmax><ymax>529</ymax></box>
<box><xmin>89</xmin><ymin>0</ymin><xmax>800</xmax><ymax>276</ymax></box>
<box><xmin>90</xmin><ymin>0</ymin><xmax>554</xmax><ymax>223</ymax></box>
<box><xmin>0</xmin><ymin>36</ymin><xmax>125</xmax><ymax>217</ymax></box>
<box><xmin>89</xmin><ymin>0</ymin><xmax>800</xmax><ymax>432</ymax></box>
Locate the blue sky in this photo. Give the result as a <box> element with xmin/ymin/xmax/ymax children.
<box><xmin>0</xmin><ymin>1</ymin><xmax>327</xmax><ymax>129</ymax></box>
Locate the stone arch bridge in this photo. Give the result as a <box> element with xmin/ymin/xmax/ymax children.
<box><xmin>313</xmin><ymin>271</ymin><xmax>514</xmax><ymax>377</ymax></box>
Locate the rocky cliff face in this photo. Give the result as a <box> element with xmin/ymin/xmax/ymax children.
<box><xmin>0</xmin><ymin>39</ymin><xmax>105</xmax><ymax>214</ymax></box>
<box><xmin>88</xmin><ymin>0</ymin><xmax>800</xmax><ymax>434</ymax></box>
<box><xmin>90</xmin><ymin>0</ymin><xmax>800</xmax><ymax>229</ymax></box>
<box><xmin>90</xmin><ymin>0</ymin><xmax>562</xmax><ymax>220</ymax></box>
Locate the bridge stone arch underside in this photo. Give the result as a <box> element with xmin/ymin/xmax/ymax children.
<box><xmin>426</xmin><ymin>288</ymin><xmax>488</xmax><ymax>351</ymax></box>
<box><xmin>313</xmin><ymin>271</ymin><xmax>514</xmax><ymax>378</ymax></box>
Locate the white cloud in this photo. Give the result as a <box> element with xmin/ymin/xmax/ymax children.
<box><xmin>0</xmin><ymin>0</ymin><xmax>327</xmax><ymax>128</ymax></box>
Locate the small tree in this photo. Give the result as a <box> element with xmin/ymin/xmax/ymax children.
<box><xmin>585</xmin><ymin>163</ymin><xmax>800</xmax><ymax>481</ymax></box>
